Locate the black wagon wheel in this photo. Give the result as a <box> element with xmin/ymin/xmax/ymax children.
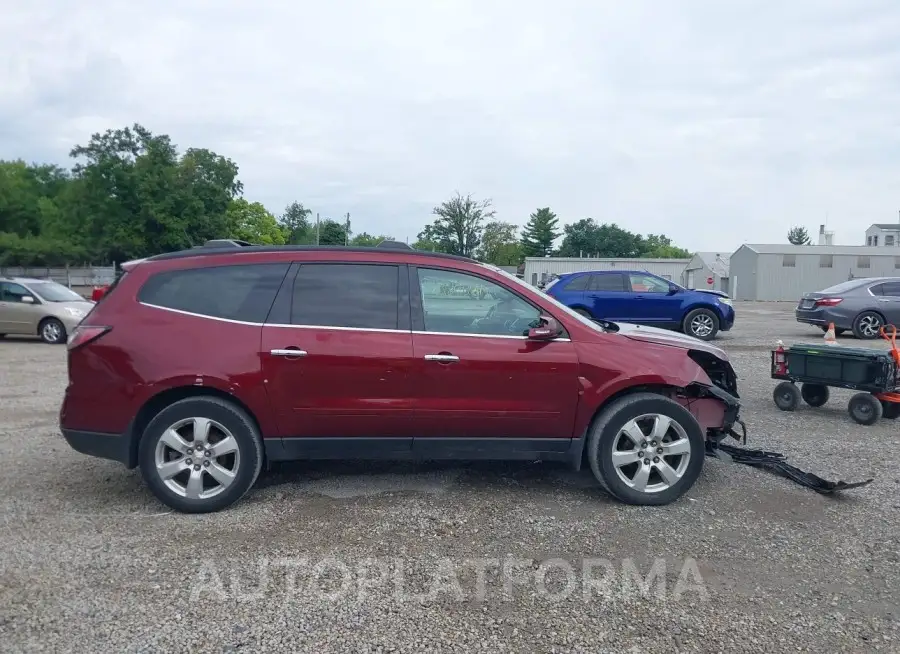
<box><xmin>773</xmin><ymin>381</ymin><xmax>800</xmax><ymax>411</ymax></box>
<box><xmin>848</xmin><ymin>392</ymin><xmax>882</xmax><ymax>426</ymax></box>
<box><xmin>800</xmin><ymin>383</ymin><xmax>829</xmax><ymax>408</ymax></box>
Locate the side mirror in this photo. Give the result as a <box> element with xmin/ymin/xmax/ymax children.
<box><xmin>527</xmin><ymin>315</ymin><xmax>561</xmax><ymax>340</ymax></box>
<box><xmin>667</xmin><ymin>284</ymin><xmax>680</xmax><ymax>296</ymax></box>
<box><xmin>21</xmin><ymin>296</ymin><xmax>35</xmax><ymax>304</ymax></box>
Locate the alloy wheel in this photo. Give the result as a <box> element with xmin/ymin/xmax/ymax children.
<box><xmin>859</xmin><ymin>314</ymin><xmax>881</xmax><ymax>338</ymax></box>
<box><xmin>154</xmin><ymin>417</ymin><xmax>241</xmax><ymax>500</ymax></box>
<box><xmin>42</xmin><ymin>321</ymin><xmax>62</xmax><ymax>343</ymax></box>
<box><xmin>611</xmin><ymin>413</ymin><xmax>691</xmax><ymax>493</ymax></box>
<box><xmin>690</xmin><ymin>314</ymin><xmax>715</xmax><ymax>338</ymax></box>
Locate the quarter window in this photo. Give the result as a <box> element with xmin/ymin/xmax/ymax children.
<box><xmin>138</xmin><ymin>263</ymin><xmax>289</xmax><ymax>323</ymax></box>
<box><xmin>291</xmin><ymin>264</ymin><xmax>400</xmax><ymax>330</ymax></box>
<box><xmin>417</xmin><ymin>268</ymin><xmax>541</xmax><ymax>337</ymax></box>
<box><xmin>561</xmin><ymin>275</ymin><xmax>590</xmax><ymax>291</ymax></box>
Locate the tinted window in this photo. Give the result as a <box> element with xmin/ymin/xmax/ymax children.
<box><xmin>291</xmin><ymin>264</ymin><xmax>399</xmax><ymax>329</ymax></box>
<box><xmin>139</xmin><ymin>263</ymin><xmax>289</xmax><ymax>322</ymax></box>
<box><xmin>589</xmin><ymin>273</ymin><xmax>626</xmax><ymax>292</ymax></box>
<box><xmin>561</xmin><ymin>275</ymin><xmax>590</xmax><ymax>291</ymax></box>
<box><xmin>418</xmin><ymin>268</ymin><xmax>540</xmax><ymax>336</ymax></box>
<box><xmin>628</xmin><ymin>273</ymin><xmax>670</xmax><ymax>293</ymax></box>
<box><xmin>0</xmin><ymin>282</ymin><xmax>35</xmax><ymax>303</ymax></box>
<box><xmin>876</xmin><ymin>282</ymin><xmax>900</xmax><ymax>297</ymax></box>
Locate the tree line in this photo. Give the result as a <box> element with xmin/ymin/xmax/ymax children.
<box><xmin>0</xmin><ymin>123</ymin><xmax>691</xmax><ymax>266</ymax></box>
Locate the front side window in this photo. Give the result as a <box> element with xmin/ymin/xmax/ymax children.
<box><xmin>628</xmin><ymin>273</ymin><xmax>670</xmax><ymax>293</ymax></box>
<box><xmin>418</xmin><ymin>268</ymin><xmax>541</xmax><ymax>336</ymax></box>
<box><xmin>291</xmin><ymin>263</ymin><xmax>399</xmax><ymax>330</ymax></box>
<box><xmin>0</xmin><ymin>282</ymin><xmax>34</xmax><ymax>303</ymax></box>
<box><xmin>139</xmin><ymin>263</ymin><xmax>290</xmax><ymax>323</ymax></box>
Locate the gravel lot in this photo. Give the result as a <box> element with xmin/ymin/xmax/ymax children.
<box><xmin>2</xmin><ymin>302</ymin><xmax>899</xmax><ymax>653</ymax></box>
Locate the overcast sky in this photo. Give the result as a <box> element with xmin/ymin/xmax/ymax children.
<box><xmin>2</xmin><ymin>0</ymin><xmax>899</xmax><ymax>253</ymax></box>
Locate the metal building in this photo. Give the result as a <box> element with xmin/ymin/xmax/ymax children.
<box><xmin>523</xmin><ymin>257</ymin><xmax>691</xmax><ymax>287</ymax></box>
<box><xmin>730</xmin><ymin>244</ymin><xmax>900</xmax><ymax>301</ymax></box>
<box><xmin>683</xmin><ymin>252</ymin><xmax>731</xmax><ymax>293</ymax></box>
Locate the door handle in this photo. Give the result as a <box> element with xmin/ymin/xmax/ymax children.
<box><xmin>271</xmin><ymin>348</ymin><xmax>308</xmax><ymax>357</ymax></box>
<box><xmin>424</xmin><ymin>353</ymin><xmax>459</xmax><ymax>363</ymax></box>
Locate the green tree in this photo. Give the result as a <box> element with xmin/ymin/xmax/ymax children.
<box><xmin>280</xmin><ymin>201</ymin><xmax>312</xmax><ymax>244</ymax></box>
<box><xmin>640</xmin><ymin>234</ymin><xmax>691</xmax><ymax>258</ymax></box>
<box><xmin>520</xmin><ymin>207</ymin><xmax>560</xmax><ymax>257</ymax></box>
<box><xmin>412</xmin><ymin>224</ymin><xmax>445</xmax><ymax>252</ymax></box>
<box><xmin>477</xmin><ymin>221</ymin><xmax>522</xmax><ymax>265</ymax></box>
<box><xmin>226</xmin><ymin>199</ymin><xmax>286</xmax><ymax>244</ymax></box>
<box><xmin>422</xmin><ymin>192</ymin><xmax>494</xmax><ymax>257</ymax></box>
<box><xmin>350</xmin><ymin>232</ymin><xmax>395</xmax><ymax>247</ymax></box>
<box><xmin>317</xmin><ymin>219</ymin><xmax>348</xmax><ymax>245</ymax></box>
<box><xmin>557</xmin><ymin>219</ymin><xmax>688</xmax><ymax>259</ymax></box>
<box><xmin>787</xmin><ymin>226</ymin><xmax>810</xmax><ymax>245</ymax></box>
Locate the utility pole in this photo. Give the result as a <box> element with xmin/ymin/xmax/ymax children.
<box><xmin>316</xmin><ymin>213</ymin><xmax>320</xmax><ymax>245</ymax></box>
<box><xmin>345</xmin><ymin>212</ymin><xmax>350</xmax><ymax>245</ymax></box>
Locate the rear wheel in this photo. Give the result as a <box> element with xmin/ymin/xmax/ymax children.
<box><xmin>683</xmin><ymin>308</ymin><xmax>719</xmax><ymax>341</ymax></box>
<box><xmin>852</xmin><ymin>311</ymin><xmax>883</xmax><ymax>339</ymax></box>
<box><xmin>848</xmin><ymin>393</ymin><xmax>882</xmax><ymax>425</ymax></box>
<box><xmin>800</xmin><ymin>383</ymin><xmax>829</xmax><ymax>407</ymax></box>
<box><xmin>138</xmin><ymin>397</ymin><xmax>264</xmax><ymax>513</ymax></box>
<box><xmin>586</xmin><ymin>393</ymin><xmax>704</xmax><ymax>506</ymax></box>
<box><xmin>773</xmin><ymin>382</ymin><xmax>800</xmax><ymax>411</ymax></box>
<box><xmin>39</xmin><ymin>318</ymin><xmax>66</xmax><ymax>344</ymax></box>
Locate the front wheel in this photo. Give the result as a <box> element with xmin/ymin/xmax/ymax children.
<box><xmin>683</xmin><ymin>308</ymin><xmax>719</xmax><ymax>341</ymax></box>
<box><xmin>138</xmin><ymin>396</ymin><xmax>264</xmax><ymax>513</ymax></box>
<box><xmin>848</xmin><ymin>393</ymin><xmax>882</xmax><ymax>425</ymax></box>
<box><xmin>39</xmin><ymin>318</ymin><xmax>66</xmax><ymax>344</ymax></box>
<box><xmin>586</xmin><ymin>393</ymin><xmax>704</xmax><ymax>506</ymax></box>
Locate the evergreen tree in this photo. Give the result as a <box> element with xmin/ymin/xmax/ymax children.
<box><xmin>520</xmin><ymin>207</ymin><xmax>560</xmax><ymax>257</ymax></box>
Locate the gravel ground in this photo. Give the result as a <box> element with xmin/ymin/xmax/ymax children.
<box><xmin>2</xmin><ymin>302</ymin><xmax>899</xmax><ymax>653</ymax></box>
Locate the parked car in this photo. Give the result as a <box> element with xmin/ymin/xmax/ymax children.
<box><xmin>795</xmin><ymin>277</ymin><xmax>900</xmax><ymax>339</ymax></box>
<box><xmin>60</xmin><ymin>241</ymin><xmax>743</xmax><ymax>513</ymax></box>
<box><xmin>0</xmin><ymin>277</ymin><xmax>94</xmax><ymax>344</ymax></box>
<box><xmin>543</xmin><ymin>270</ymin><xmax>735</xmax><ymax>341</ymax></box>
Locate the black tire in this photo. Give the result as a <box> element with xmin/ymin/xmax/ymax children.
<box><xmin>848</xmin><ymin>392</ymin><xmax>882</xmax><ymax>426</ymax></box>
<box><xmin>852</xmin><ymin>311</ymin><xmax>884</xmax><ymax>340</ymax></box>
<box><xmin>682</xmin><ymin>308</ymin><xmax>719</xmax><ymax>341</ymax></box>
<box><xmin>586</xmin><ymin>392</ymin><xmax>705</xmax><ymax>506</ymax></box>
<box><xmin>881</xmin><ymin>400</ymin><xmax>900</xmax><ymax>420</ymax></box>
<box><xmin>773</xmin><ymin>381</ymin><xmax>801</xmax><ymax>411</ymax></box>
<box><xmin>38</xmin><ymin>318</ymin><xmax>66</xmax><ymax>344</ymax></box>
<box><xmin>138</xmin><ymin>396</ymin><xmax>264</xmax><ymax>513</ymax></box>
<box><xmin>573</xmin><ymin>307</ymin><xmax>593</xmax><ymax>319</ymax></box>
<box><xmin>800</xmin><ymin>383</ymin><xmax>829</xmax><ymax>408</ymax></box>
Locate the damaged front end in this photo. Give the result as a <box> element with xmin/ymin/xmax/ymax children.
<box><xmin>679</xmin><ymin>349</ymin><xmax>747</xmax><ymax>446</ymax></box>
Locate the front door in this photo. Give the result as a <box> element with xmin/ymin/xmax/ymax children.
<box><xmin>0</xmin><ymin>282</ymin><xmax>41</xmax><ymax>335</ymax></box>
<box><xmin>623</xmin><ymin>272</ymin><xmax>682</xmax><ymax>325</ymax></box>
<box><xmin>408</xmin><ymin>266</ymin><xmax>580</xmax><ymax>447</ymax></box>
<box><xmin>260</xmin><ymin>262</ymin><xmax>417</xmax><ymax>445</ymax></box>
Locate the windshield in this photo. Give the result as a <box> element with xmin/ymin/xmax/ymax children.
<box><xmin>26</xmin><ymin>281</ymin><xmax>86</xmax><ymax>303</ymax></box>
<box><xmin>483</xmin><ymin>264</ymin><xmax>612</xmax><ymax>333</ymax></box>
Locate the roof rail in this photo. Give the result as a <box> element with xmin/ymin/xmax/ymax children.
<box><xmin>197</xmin><ymin>239</ymin><xmax>255</xmax><ymax>249</ymax></box>
<box><xmin>376</xmin><ymin>240</ymin><xmax>413</xmax><ymax>250</ymax></box>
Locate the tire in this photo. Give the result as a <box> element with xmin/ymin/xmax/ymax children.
<box><xmin>573</xmin><ymin>307</ymin><xmax>593</xmax><ymax>319</ymax></box>
<box><xmin>852</xmin><ymin>311</ymin><xmax>884</xmax><ymax>340</ymax></box>
<box><xmin>773</xmin><ymin>382</ymin><xmax>800</xmax><ymax>411</ymax></box>
<box><xmin>38</xmin><ymin>318</ymin><xmax>66</xmax><ymax>344</ymax></box>
<box><xmin>586</xmin><ymin>392</ymin><xmax>705</xmax><ymax>506</ymax></box>
<box><xmin>848</xmin><ymin>392</ymin><xmax>882</xmax><ymax>426</ymax></box>
<box><xmin>847</xmin><ymin>393</ymin><xmax>882</xmax><ymax>426</ymax></box>
<box><xmin>800</xmin><ymin>383</ymin><xmax>829</xmax><ymax>408</ymax></box>
<box><xmin>682</xmin><ymin>308</ymin><xmax>719</xmax><ymax>341</ymax></box>
<box><xmin>138</xmin><ymin>396</ymin><xmax>264</xmax><ymax>513</ymax></box>
<box><xmin>881</xmin><ymin>400</ymin><xmax>900</xmax><ymax>420</ymax></box>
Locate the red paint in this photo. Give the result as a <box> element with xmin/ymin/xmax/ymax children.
<box><xmin>61</xmin><ymin>248</ymin><xmax>737</xmax><ymax>444</ymax></box>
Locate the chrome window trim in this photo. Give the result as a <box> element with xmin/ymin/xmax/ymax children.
<box><xmin>140</xmin><ymin>302</ymin><xmax>570</xmax><ymax>341</ymax></box>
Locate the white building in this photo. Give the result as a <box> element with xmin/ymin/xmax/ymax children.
<box><xmin>683</xmin><ymin>252</ymin><xmax>730</xmax><ymax>293</ymax></box>
<box><xmin>865</xmin><ymin>223</ymin><xmax>900</xmax><ymax>247</ymax></box>
<box><xmin>729</xmin><ymin>244</ymin><xmax>900</xmax><ymax>301</ymax></box>
<box><xmin>523</xmin><ymin>257</ymin><xmax>691</xmax><ymax>287</ymax></box>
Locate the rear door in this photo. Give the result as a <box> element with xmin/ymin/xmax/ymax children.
<box><xmin>871</xmin><ymin>281</ymin><xmax>900</xmax><ymax>326</ymax></box>
<box><xmin>408</xmin><ymin>265</ymin><xmax>580</xmax><ymax>449</ymax></box>
<box><xmin>585</xmin><ymin>272</ymin><xmax>629</xmax><ymax>320</ymax></box>
<box><xmin>549</xmin><ymin>273</ymin><xmax>589</xmax><ymax>309</ymax></box>
<box><xmin>260</xmin><ymin>262</ymin><xmax>417</xmax><ymax>446</ymax></box>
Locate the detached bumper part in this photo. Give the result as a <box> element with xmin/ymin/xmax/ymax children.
<box><xmin>706</xmin><ymin>442</ymin><xmax>873</xmax><ymax>494</ymax></box>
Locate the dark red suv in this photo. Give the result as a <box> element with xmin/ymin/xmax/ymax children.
<box><xmin>60</xmin><ymin>240</ymin><xmax>743</xmax><ymax>513</ymax></box>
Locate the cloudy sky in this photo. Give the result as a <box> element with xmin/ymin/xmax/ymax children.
<box><xmin>2</xmin><ymin>0</ymin><xmax>899</xmax><ymax>252</ymax></box>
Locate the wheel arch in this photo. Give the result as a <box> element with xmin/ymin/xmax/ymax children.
<box><xmin>680</xmin><ymin>302</ymin><xmax>722</xmax><ymax>324</ymax></box>
<box><xmin>125</xmin><ymin>386</ymin><xmax>264</xmax><ymax>469</ymax></box>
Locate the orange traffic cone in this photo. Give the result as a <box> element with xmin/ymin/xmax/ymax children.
<box><xmin>824</xmin><ymin>322</ymin><xmax>837</xmax><ymax>345</ymax></box>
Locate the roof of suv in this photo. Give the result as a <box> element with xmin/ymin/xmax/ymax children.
<box><xmin>145</xmin><ymin>244</ymin><xmax>475</xmax><ymax>264</ymax></box>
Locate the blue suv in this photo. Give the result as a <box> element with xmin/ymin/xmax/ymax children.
<box><xmin>544</xmin><ymin>270</ymin><xmax>735</xmax><ymax>341</ymax></box>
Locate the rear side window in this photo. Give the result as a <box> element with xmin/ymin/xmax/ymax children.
<box><xmin>139</xmin><ymin>263</ymin><xmax>290</xmax><ymax>323</ymax></box>
<box><xmin>291</xmin><ymin>264</ymin><xmax>399</xmax><ymax>330</ymax></box>
<box><xmin>560</xmin><ymin>275</ymin><xmax>590</xmax><ymax>291</ymax></box>
<box><xmin>589</xmin><ymin>273</ymin><xmax>626</xmax><ymax>291</ymax></box>
<box><xmin>875</xmin><ymin>282</ymin><xmax>900</xmax><ymax>297</ymax></box>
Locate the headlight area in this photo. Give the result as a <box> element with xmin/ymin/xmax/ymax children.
<box><xmin>688</xmin><ymin>349</ymin><xmax>738</xmax><ymax>398</ymax></box>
